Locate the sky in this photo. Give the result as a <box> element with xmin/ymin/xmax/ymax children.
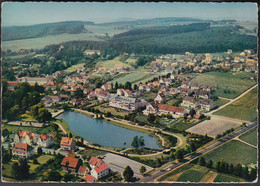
<box><xmin>1</xmin><ymin>2</ymin><xmax>258</xmax><ymax>26</ymax></box>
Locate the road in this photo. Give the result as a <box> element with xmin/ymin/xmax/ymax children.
<box><xmin>138</xmin><ymin>121</ymin><xmax>257</xmax><ymax>182</ymax></box>
<box><xmin>208</xmin><ymin>84</ymin><xmax>258</xmax><ymax>115</ymax></box>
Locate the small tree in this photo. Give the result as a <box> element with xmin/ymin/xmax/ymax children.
<box><xmin>175</xmin><ymin>149</ymin><xmax>184</xmax><ymax>162</ymax></box>
<box><xmin>123</xmin><ymin>165</ymin><xmax>134</xmax><ymax>182</ymax></box>
<box><xmin>235</xmin><ymin>163</ymin><xmax>242</xmax><ymax>177</ymax></box>
<box><xmin>37</xmin><ymin>147</ymin><xmax>43</xmax><ymax>155</ymax></box>
<box><xmin>229</xmin><ymin>164</ymin><xmax>234</xmax><ymax>174</ymax></box>
<box><xmin>139</xmin><ymin>166</ymin><xmax>146</xmax><ymax>174</ymax></box>
<box><xmin>206</xmin><ymin>159</ymin><xmax>213</xmax><ymax>168</ymax></box>
<box><xmin>198</xmin><ymin>157</ymin><xmax>206</xmax><ymax>166</ymax></box>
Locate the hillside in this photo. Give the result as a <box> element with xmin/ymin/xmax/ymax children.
<box><xmin>2</xmin><ymin>21</ymin><xmax>94</xmax><ymax>41</ymax></box>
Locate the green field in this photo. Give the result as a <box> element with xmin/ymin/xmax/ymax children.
<box><xmin>170</xmin><ymin>119</ymin><xmax>202</xmax><ymax>132</ymax></box>
<box><xmin>1</xmin><ymin>124</ymin><xmax>53</xmax><ymax>135</ymax></box>
<box><xmin>239</xmin><ymin>127</ymin><xmax>258</xmax><ymax>146</ymax></box>
<box><xmin>78</xmin><ymin>147</ymin><xmax>106</xmax><ymax>159</ymax></box>
<box><xmin>214</xmin><ymin>87</ymin><xmax>257</xmax><ymax>121</ymax></box>
<box><xmin>98</xmin><ymin>56</ymin><xmax>132</xmax><ymax>69</ymax></box>
<box><xmin>203</xmin><ymin>140</ymin><xmax>257</xmax><ymax>166</ymax></box>
<box><xmin>176</xmin><ymin>165</ymin><xmax>209</xmax><ymax>182</ymax></box>
<box><xmin>191</xmin><ymin>71</ymin><xmax>256</xmax><ymax>99</ymax></box>
<box><xmin>213</xmin><ymin>174</ymin><xmax>244</xmax><ymax>182</ymax></box>
<box><xmin>214</xmin><ymin>98</ymin><xmax>230</xmax><ymax>107</ymax></box>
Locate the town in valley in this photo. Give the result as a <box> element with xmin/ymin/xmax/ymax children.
<box><xmin>1</xmin><ymin>2</ymin><xmax>258</xmax><ymax>183</ymax></box>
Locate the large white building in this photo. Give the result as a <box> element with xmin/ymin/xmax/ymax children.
<box><xmin>109</xmin><ymin>94</ymin><xmax>145</xmax><ymax>111</ymax></box>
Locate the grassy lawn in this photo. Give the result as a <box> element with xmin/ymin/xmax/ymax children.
<box><xmin>78</xmin><ymin>147</ymin><xmax>106</xmax><ymax>159</ymax></box>
<box><xmin>214</xmin><ymin>98</ymin><xmax>230</xmax><ymax>107</ymax></box>
<box><xmin>37</xmin><ymin>155</ymin><xmax>54</xmax><ymax>164</ymax></box>
<box><xmin>164</xmin><ymin>98</ymin><xmax>182</xmax><ymax>106</ymax></box>
<box><xmin>203</xmin><ymin>140</ymin><xmax>257</xmax><ymax>166</ymax></box>
<box><xmin>20</xmin><ymin>113</ymin><xmax>38</xmax><ymax>122</ymax></box>
<box><xmin>214</xmin><ymin>87</ymin><xmax>257</xmax><ymax>121</ymax></box>
<box><xmin>94</xmin><ymin>105</ymin><xmax>129</xmax><ymax>117</ymax></box>
<box><xmin>54</xmin><ymin>119</ymin><xmax>77</xmax><ymax>136</ymax></box>
<box><xmin>98</xmin><ymin>56</ymin><xmax>132</xmax><ymax>69</ymax></box>
<box><xmin>170</xmin><ymin>119</ymin><xmax>202</xmax><ymax>132</ymax></box>
<box><xmin>64</xmin><ymin>63</ymin><xmax>85</xmax><ymax>73</ymax></box>
<box><xmin>1</xmin><ymin>124</ymin><xmax>53</xmax><ymax>134</ymax></box>
<box><xmin>239</xmin><ymin>127</ymin><xmax>257</xmax><ymax>146</ymax></box>
<box><xmin>213</xmin><ymin>173</ymin><xmax>245</xmax><ymax>182</ymax></box>
<box><xmin>139</xmin><ymin>92</ymin><xmax>157</xmax><ymax>101</ymax></box>
<box><xmin>176</xmin><ymin>165</ymin><xmax>209</xmax><ymax>182</ymax></box>
<box><xmin>2</xmin><ymin>161</ymin><xmax>14</xmax><ymax>178</ymax></box>
<box><xmin>191</xmin><ymin>71</ymin><xmax>256</xmax><ymax>99</ymax></box>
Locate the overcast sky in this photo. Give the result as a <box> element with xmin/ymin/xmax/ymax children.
<box><xmin>2</xmin><ymin>2</ymin><xmax>258</xmax><ymax>26</ymax></box>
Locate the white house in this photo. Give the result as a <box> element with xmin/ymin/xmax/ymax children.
<box><xmin>37</xmin><ymin>134</ymin><xmax>54</xmax><ymax>147</ymax></box>
<box><xmin>60</xmin><ymin>137</ymin><xmax>77</xmax><ymax>151</ymax></box>
<box><xmin>14</xmin><ymin>131</ymin><xmax>38</xmax><ymax>146</ymax></box>
<box><xmin>91</xmin><ymin>163</ymin><xmax>110</xmax><ymax>180</ymax></box>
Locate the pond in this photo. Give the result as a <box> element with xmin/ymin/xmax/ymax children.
<box><xmin>57</xmin><ymin>111</ymin><xmax>161</xmax><ymax>149</ymax></box>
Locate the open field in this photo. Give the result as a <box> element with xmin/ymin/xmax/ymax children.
<box><xmin>203</xmin><ymin>140</ymin><xmax>257</xmax><ymax>166</ymax></box>
<box><xmin>171</xmin><ymin>119</ymin><xmax>203</xmax><ymax>132</ymax></box>
<box><xmin>214</xmin><ymin>98</ymin><xmax>230</xmax><ymax>107</ymax></box>
<box><xmin>94</xmin><ymin>105</ymin><xmax>129</xmax><ymax>117</ymax></box>
<box><xmin>191</xmin><ymin>71</ymin><xmax>256</xmax><ymax>99</ymax></box>
<box><xmin>78</xmin><ymin>147</ymin><xmax>106</xmax><ymax>158</ymax></box>
<box><xmin>176</xmin><ymin>165</ymin><xmax>209</xmax><ymax>182</ymax></box>
<box><xmin>239</xmin><ymin>127</ymin><xmax>258</xmax><ymax>146</ymax></box>
<box><xmin>213</xmin><ymin>174</ymin><xmax>245</xmax><ymax>182</ymax></box>
<box><xmin>64</xmin><ymin>63</ymin><xmax>85</xmax><ymax>73</ymax></box>
<box><xmin>98</xmin><ymin>56</ymin><xmax>132</xmax><ymax>69</ymax></box>
<box><xmin>214</xmin><ymin>87</ymin><xmax>257</xmax><ymax>122</ymax></box>
<box><xmin>1</xmin><ymin>124</ymin><xmax>53</xmax><ymax>134</ymax></box>
<box><xmin>186</xmin><ymin>115</ymin><xmax>242</xmax><ymax>138</ymax></box>
<box><xmin>162</xmin><ymin>164</ymin><xmax>245</xmax><ymax>183</ymax></box>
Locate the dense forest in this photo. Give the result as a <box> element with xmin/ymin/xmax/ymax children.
<box><xmin>2</xmin><ymin>21</ymin><xmax>94</xmax><ymax>41</ymax></box>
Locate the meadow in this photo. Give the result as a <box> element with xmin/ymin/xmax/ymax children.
<box><xmin>214</xmin><ymin>87</ymin><xmax>257</xmax><ymax>122</ymax></box>
<box><xmin>203</xmin><ymin>140</ymin><xmax>257</xmax><ymax>166</ymax></box>
<box><xmin>191</xmin><ymin>71</ymin><xmax>256</xmax><ymax>99</ymax></box>
<box><xmin>239</xmin><ymin>127</ymin><xmax>257</xmax><ymax>146</ymax></box>
<box><xmin>98</xmin><ymin>56</ymin><xmax>132</xmax><ymax>69</ymax></box>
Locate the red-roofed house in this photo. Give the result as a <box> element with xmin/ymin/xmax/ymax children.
<box><xmin>83</xmin><ymin>174</ymin><xmax>96</xmax><ymax>183</ymax></box>
<box><xmin>37</xmin><ymin>134</ymin><xmax>54</xmax><ymax>147</ymax></box>
<box><xmin>143</xmin><ymin>103</ymin><xmax>157</xmax><ymax>115</ymax></box>
<box><xmin>89</xmin><ymin>157</ymin><xmax>104</xmax><ymax>169</ymax></box>
<box><xmin>7</xmin><ymin>81</ymin><xmax>19</xmax><ymax>91</ymax></box>
<box><xmin>154</xmin><ymin>92</ymin><xmax>165</xmax><ymax>103</ymax></box>
<box><xmin>181</xmin><ymin>96</ymin><xmax>200</xmax><ymax>109</ymax></box>
<box><xmin>60</xmin><ymin>137</ymin><xmax>77</xmax><ymax>151</ymax></box>
<box><xmin>200</xmin><ymin>99</ymin><xmax>215</xmax><ymax>111</ymax></box>
<box><xmin>12</xmin><ymin>143</ymin><xmax>34</xmax><ymax>158</ymax></box>
<box><xmin>91</xmin><ymin>163</ymin><xmax>110</xmax><ymax>180</ymax></box>
<box><xmin>14</xmin><ymin>131</ymin><xmax>38</xmax><ymax>145</ymax></box>
<box><xmin>158</xmin><ymin>104</ymin><xmax>186</xmax><ymax>118</ymax></box>
<box><xmin>61</xmin><ymin>156</ymin><xmax>81</xmax><ymax>173</ymax></box>
<box><xmin>78</xmin><ymin>166</ymin><xmax>89</xmax><ymax>176</ymax></box>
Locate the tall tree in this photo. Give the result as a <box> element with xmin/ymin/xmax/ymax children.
<box><xmin>123</xmin><ymin>165</ymin><xmax>134</xmax><ymax>182</ymax></box>
<box><xmin>206</xmin><ymin>159</ymin><xmax>213</xmax><ymax>168</ymax></box>
<box><xmin>139</xmin><ymin>166</ymin><xmax>146</xmax><ymax>174</ymax></box>
<box><xmin>198</xmin><ymin>157</ymin><xmax>206</xmax><ymax>166</ymax></box>
<box><xmin>175</xmin><ymin>149</ymin><xmax>184</xmax><ymax>162</ymax></box>
<box><xmin>235</xmin><ymin>163</ymin><xmax>243</xmax><ymax>177</ymax></box>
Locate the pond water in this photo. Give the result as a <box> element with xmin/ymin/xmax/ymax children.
<box><xmin>56</xmin><ymin>111</ymin><xmax>161</xmax><ymax>149</ymax></box>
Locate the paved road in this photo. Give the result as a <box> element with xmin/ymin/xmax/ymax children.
<box><xmin>138</xmin><ymin>122</ymin><xmax>257</xmax><ymax>183</ymax></box>
<box><xmin>208</xmin><ymin>84</ymin><xmax>258</xmax><ymax>115</ymax></box>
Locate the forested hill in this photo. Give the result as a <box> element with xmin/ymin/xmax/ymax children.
<box><xmin>2</xmin><ymin>21</ymin><xmax>94</xmax><ymax>41</ymax></box>
<box><xmin>114</xmin><ymin>23</ymin><xmax>211</xmax><ymax>38</ymax></box>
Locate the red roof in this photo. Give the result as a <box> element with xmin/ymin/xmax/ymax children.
<box><xmin>94</xmin><ymin>163</ymin><xmax>109</xmax><ymax>174</ymax></box>
<box><xmin>60</xmin><ymin>137</ymin><xmax>74</xmax><ymax>146</ymax></box>
<box><xmin>78</xmin><ymin>166</ymin><xmax>87</xmax><ymax>173</ymax></box>
<box><xmin>13</xmin><ymin>143</ymin><xmax>30</xmax><ymax>152</ymax></box>
<box><xmin>61</xmin><ymin>156</ymin><xmax>79</xmax><ymax>169</ymax></box>
<box><xmin>158</xmin><ymin>104</ymin><xmax>184</xmax><ymax>113</ymax></box>
<box><xmin>89</xmin><ymin>157</ymin><xmax>102</xmax><ymax>167</ymax></box>
<box><xmin>40</xmin><ymin>134</ymin><xmax>53</xmax><ymax>141</ymax></box>
<box><xmin>83</xmin><ymin>174</ymin><xmax>95</xmax><ymax>182</ymax></box>
<box><xmin>184</xmin><ymin>96</ymin><xmax>198</xmax><ymax>103</ymax></box>
<box><xmin>7</xmin><ymin>81</ymin><xmax>19</xmax><ymax>85</ymax></box>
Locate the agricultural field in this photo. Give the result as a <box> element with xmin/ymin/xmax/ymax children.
<box><xmin>64</xmin><ymin>63</ymin><xmax>85</xmax><ymax>73</ymax></box>
<box><xmin>239</xmin><ymin>127</ymin><xmax>258</xmax><ymax>146</ymax></box>
<box><xmin>98</xmin><ymin>56</ymin><xmax>132</xmax><ymax>69</ymax></box>
<box><xmin>214</xmin><ymin>87</ymin><xmax>257</xmax><ymax>122</ymax></box>
<box><xmin>162</xmin><ymin>164</ymin><xmax>245</xmax><ymax>183</ymax></box>
<box><xmin>214</xmin><ymin>98</ymin><xmax>230</xmax><ymax>107</ymax></box>
<box><xmin>191</xmin><ymin>71</ymin><xmax>256</xmax><ymax>99</ymax></box>
<box><xmin>186</xmin><ymin>115</ymin><xmax>242</xmax><ymax>138</ymax></box>
<box><xmin>203</xmin><ymin>140</ymin><xmax>257</xmax><ymax>166</ymax></box>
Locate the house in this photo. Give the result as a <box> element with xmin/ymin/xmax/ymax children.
<box><xmin>83</xmin><ymin>88</ymin><xmax>92</xmax><ymax>95</ymax></box>
<box><xmin>61</xmin><ymin>156</ymin><xmax>81</xmax><ymax>173</ymax></box>
<box><xmin>14</xmin><ymin>131</ymin><xmax>38</xmax><ymax>145</ymax></box>
<box><xmin>233</xmin><ymin>57</ymin><xmax>240</xmax><ymax>63</ymax></box>
<box><xmin>190</xmin><ymin>82</ymin><xmax>200</xmax><ymax>91</ymax></box>
<box><xmin>138</xmin><ymin>84</ymin><xmax>147</xmax><ymax>92</ymax></box>
<box><xmin>45</xmin><ymin>80</ymin><xmax>56</xmax><ymax>90</ymax></box>
<box><xmin>71</xmin><ymin>98</ymin><xmax>79</xmax><ymax>106</ymax></box>
<box><xmin>109</xmin><ymin>94</ymin><xmax>144</xmax><ymax>111</ymax></box>
<box><xmin>83</xmin><ymin>174</ymin><xmax>96</xmax><ymax>183</ymax></box>
<box><xmin>89</xmin><ymin>157</ymin><xmax>104</xmax><ymax>169</ymax></box>
<box><xmin>169</xmin><ymin>88</ymin><xmax>179</xmax><ymax>95</ymax></box>
<box><xmin>154</xmin><ymin>92</ymin><xmax>165</xmax><ymax>103</ymax></box>
<box><xmin>200</xmin><ymin>99</ymin><xmax>215</xmax><ymax>111</ymax></box>
<box><xmin>60</xmin><ymin>137</ymin><xmax>77</xmax><ymax>151</ymax></box>
<box><xmin>198</xmin><ymin>90</ymin><xmax>211</xmax><ymax>99</ymax></box>
<box><xmin>96</xmin><ymin>90</ymin><xmax>110</xmax><ymax>101</ymax></box>
<box><xmin>84</xmin><ymin>50</ymin><xmax>101</xmax><ymax>56</ymax></box>
<box><xmin>87</xmin><ymin>91</ymin><xmax>97</xmax><ymax>100</ymax></box>
<box><xmin>233</xmin><ymin>64</ymin><xmax>243</xmax><ymax>71</ymax></box>
<box><xmin>7</xmin><ymin>81</ymin><xmax>19</xmax><ymax>91</ymax></box>
<box><xmin>41</xmin><ymin>95</ymin><xmax>61</xmax><ymax>106</ymax></box>
<box><xmin>12</xmin><ymin>143</ymin><xmax>34</xmax><ymax>158</ymax></box>
<box><xmin>181</xmin><ymin>96</ymin><xmax>200</xmax><ymax>109</ymax></box>
<box><xmin>180</xmin><ymin>88</ymin><xmax>192</xmax><ymax>96</ymax></box>
<box><xmin>123</xmin><ymin>90</ymin><xmax>132</xmax><ymax>97</ymax></box>
<box><xmin>78</xmin><ymin>166</ymin><xmax>88</xmax><ymax>177</ymax></box>
<box><xmin>143</xmin><ymin>103</ymin><xmax>157</xmax><ymax>115</ymax></box>
<box><xmin>117</xmin><ymin>89</ymin><xmax>124</xmax><ymax>96</ymax></box>
<box><xmin>158</xmin><ymin>104</ymin><xmax>186</xmax><ymax>118</ymax></box>
<box><xmin>91</xmin><ymin>163</ymin><xmax>110</xmax><ymax>180</ymax></box>
<box><xmin>37</xmin><ymin>134</ymin><xmax>54</xmax><ymax>147</ymax></box>
<box><xmin>202</xmin><ymin>84</ymin><xmax>211</xmax><ymax>92</ymax></box>
<box><xmin>101</xmin><ymin>83</ymin><xmax>112</xmax><ymax>91</ymax></box>
<box><xmin>17</xmin><ymin>77</ymin><xmax>49</xmax><ymax>85</ymax></box>
<box><xmin>181</xmin><ymin>81</ymin><xmax>190</xmax><ymax>89</ymax></box>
